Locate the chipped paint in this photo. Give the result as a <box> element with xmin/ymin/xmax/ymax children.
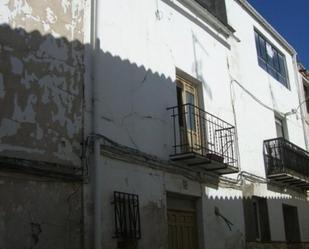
<box><xmin>12</xmin><ymin>94</ymin><xmax>37</xmax><ymax>123</ymax></box>
<box><xmin>10</xmin><ymin>56</ymin><xmax>23</xmax><ymax>74</ymax></box>
<box><xmin>0</xmin><ymin>175</ymin><xmax>82</xmax><ymax>249</ymax></box>
<box><xmin>0</xmin><ymin>118</ymin><xmax>20</xmax><ymax>140</ymax></box>
<box><xmin>61</xmin><ymin>0</ymin><xmax>70</xmax><ymax>14</ymax></box>
<box><xmin>46</xmin><ymin>7</ymin><xmax>57</xmax><ymax>24</ymax></box>
<box><xmin>0</xmin><ymin>1</ymin><xmax>11</xmax><ymax>24</ymax></box>
<box><xmin>0</xmin><ymin>0</ymin><xmax>85</xmax><ymax>166</ymax></box>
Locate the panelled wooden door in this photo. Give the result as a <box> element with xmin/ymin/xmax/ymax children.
<box><xmin>167</xmin><ymin>209</ymin><xmax>198</xmax><ymax>249</ymax></box>
<box><xmin>176</xmin><ymin>76</ymin><xmax>201</xmax><ymax>152</ymax></box>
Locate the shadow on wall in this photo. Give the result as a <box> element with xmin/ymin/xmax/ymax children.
<box><xmin>0</xmin><ymin>173</ymin><xmax>82</xmax><ymax>249</ymax></box>
<box><xmin>2</xmin><ymin>25</ymin><xmax>309</xmax><ymax>249</ymax></box>
<box><xmin>0</xmin><ymin>24</ymin><xmax>179</xmax><ymax>169</ymax></box>
<box><xmin>0</xmin><ymin>25</ymin><xmax>175</xmax><ymax>249</ymax></box>
<box><xmin>0</xmin><ymin>24</ymin><xmax>84</xmax><ymax>168</ymax></box>
<box><xmin>93</xmin><ymin>42</ymin><xmax>177</xmax><ymax>158</ymax></box>
<box><xmin>0</xmin><ymin>25</ymin><xmax>85</xmax><ymax>249</ymax></box>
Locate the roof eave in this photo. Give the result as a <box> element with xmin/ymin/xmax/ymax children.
<box><xmin>235</xmin><ymin>0</ymin><xmax>297</xmax><ymax>56</ymax></box>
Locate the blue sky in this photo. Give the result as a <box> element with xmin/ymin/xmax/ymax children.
<box><xmin>248</xmin><ymin>0</ymin><xmax>309</xmax><ymax>68</ymax></box>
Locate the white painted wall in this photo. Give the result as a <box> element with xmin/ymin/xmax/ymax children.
<box><xmin>93</xmin><ymin>0</ymin><xmax>309</xmax><ymax>247</ymax></box>
<box><xmin>227</xmin><ymin>0</ymin><xmax>306</xmax><ymax>178</ymax></box>
<box><xmin>95</xmin><ymin>0</ymin><xmax>305</xmax><ymax>172</ymax></box>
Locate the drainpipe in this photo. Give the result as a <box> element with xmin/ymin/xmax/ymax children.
<box><xmin>292</xmin><ymin>54</ymin><xmax>309</xmax><ymax>150</ymax></box>
<box><xmin>90</xmin><ymin>0</ymin><xmax>101</xmax><ymax>248</ymax></box>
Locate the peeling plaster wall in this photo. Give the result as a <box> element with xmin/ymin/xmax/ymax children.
<box><xmin>0</xmin><ymin>1</ymin><xmax>86</xmax><ymax>248</ymax></box>
<box><xmin>0</xmin><ymin>173</ymin><xmax>82</xmax><ymax>249</ymax></box>
<box><xmin>0</xmin><ymin>0</ymin><xmax>86</xmax><ymax>167</ymax></box>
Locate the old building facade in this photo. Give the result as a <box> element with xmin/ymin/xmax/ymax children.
<box><xmin>90</xmin><ymin>0</ymin><xmax>309</xmax><ymax>249</ymax></box>
<box><xmin>1</xmin><ymin>0</ymin><xmax>309</xmax><ymax>249</ymax></box>
<box><xmin>0</xmin><ymin>1</ymin><xmax>87</xmax><ymax>248</ymax></box>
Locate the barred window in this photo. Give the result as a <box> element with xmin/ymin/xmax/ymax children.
<box><xmin>254</xmin><ymin>29</ymin><xmax>289</xmax><ymax>88</ymax></box>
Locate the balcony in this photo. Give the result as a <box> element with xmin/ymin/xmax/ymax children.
<box><xmin>264</xmin><ymin>138</ymin><xmax>309</xmax><ymax>190</ymax></box>
<box><xmin>167</xmin><ymin>104</ymin><xmax>238</xmax><ymax>174</ymax></box>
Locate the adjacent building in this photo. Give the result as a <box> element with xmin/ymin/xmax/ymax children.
<box><xmin>0</xmin><ymin>1</ymin><xmax>86</xmax><ymax>248</ymax></box>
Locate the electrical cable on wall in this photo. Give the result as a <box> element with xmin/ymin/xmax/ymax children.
<box><xmin>284</xmin><ymin>97</ymin><xmax>309</xmax><ymax>117</ymax></box>
<box><xmin>230</xmin><ymin>78</ymin><xmax>285</xmax><ymax>116</ymax></box>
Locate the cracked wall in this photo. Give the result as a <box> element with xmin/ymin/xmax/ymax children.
<box><xmin>0</xmin><ymin>0</ymin><xmax>86</xmax><ymax>167</ymax></box>
<box><xmin>0</xmin><ymin>173</ymin><xmax>82</xmax><ymax>249</ymax></box>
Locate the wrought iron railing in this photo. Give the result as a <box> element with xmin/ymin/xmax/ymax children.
<box><xmin>167</xmin><ymin>104</ymin><xmax>237</xmax><ymax>168</ymax></box>
<box><xmin>264</xmin><ymin>138</ymin><xmax>309</xmax><ymax>177</ymax></box>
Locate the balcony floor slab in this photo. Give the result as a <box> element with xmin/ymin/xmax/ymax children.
<box><xmin>170</xmin><ymin>152</ymin><xmax>238</xmax><ymax>175</ymax></box>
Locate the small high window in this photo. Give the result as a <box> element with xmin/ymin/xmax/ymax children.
<box><xmin>194</xmin><ymin>0</ymin><xmax>228</xmax><ymax>26</ymax></box>
<box><xmin>254</xmin><ymin>29</ymin><xmax>289</xmax><ymax>88</ymax></box>
<box><xmin>275</xmin><ymin>116</ymin><xmax>287</xmax><ymax>139</ymax></box>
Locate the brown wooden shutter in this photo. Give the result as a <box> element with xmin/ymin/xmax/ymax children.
<box><xmin>283</xmin><ymin>204</ymin><xmax>301</xmax><ymax>242</ymax></box>
<box><xmin>258</xmin><ymin>198</ymin><xmax>271</xmax><ymax>241</ymax></box>
<box><xmin>243</xmin><ymin>198</ymin><xmax>256</xmax><ymax>241</ymax></box>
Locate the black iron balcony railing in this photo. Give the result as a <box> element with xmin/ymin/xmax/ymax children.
<box><xmin>264</xmin><ymin>138</ymin><xmax>309</xmax><ymax>189</ymax></box>
<box><xmin>167</xmin><ymin>104</ymin><xmax>238</xmax><ymax>174</ymax></box>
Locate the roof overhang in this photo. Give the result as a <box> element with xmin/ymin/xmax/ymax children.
<box><xmin>235</xmin><ymin>0</ymin><xmax>297</xmax><ymax>56</ymax></box>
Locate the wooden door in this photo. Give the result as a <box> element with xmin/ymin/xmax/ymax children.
<box><xmin>167</xmin><ymin>209</ymin><xmax>198</xmax><ymax>249</ymax></box>
<box><xmin>176</xmin><ymin>76</ymin><xmax>201</xmax><ymax>152</ymax></box>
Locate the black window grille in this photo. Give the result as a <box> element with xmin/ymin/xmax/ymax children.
<box><xmin>113</xmin><ymin>191</ymin><xmax>141</xmax><ymax>240</ymax></box>
<box><xmin>254</xmin><ymin>29</ymin><xmax>289</xmax><ymax>88</ymax></box>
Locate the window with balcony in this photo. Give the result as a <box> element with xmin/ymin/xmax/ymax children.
<box><xmin>263</xmin><ymin>115</ymin><xmax>309</xmax><ymax>190</ymax></box>
<box><xmin>167</xmin><ymin>72</ymin><xmax>238</xmax><ymax>175</ymax></box>
<box><xmin>264</xmin><ymin>138</ymin><xmax>309</xmax><ymax>189</ymax></box>
<box><xmin>254</xmin><ymin>29</ymin><xmax>289</xmax><ymax>88</ymax></box>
